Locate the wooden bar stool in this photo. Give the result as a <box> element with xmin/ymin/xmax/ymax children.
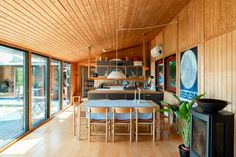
<box><xmin>112</xmin><ymin>107</ymin><xmax>133</xmax><ymax>142</ymax></box>
<box><xmin>88</xmin><ymin>107</ymin><xmax>109</xmax><ymax>142</ymax></box>
<box><xmin>135</xmin><ymin>107</ymin><xmax>156</xmax><ymax>142</ymax></box>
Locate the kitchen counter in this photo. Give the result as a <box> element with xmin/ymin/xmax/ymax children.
<box><xmin>88</xmin><ymin>89</ymin><xmax>162</xmax><ymax>94</ymax></box>
<box><xmin>88</xmin><ymin>89</ymin><xmax>163</xmax><ymax>105</ymax></box>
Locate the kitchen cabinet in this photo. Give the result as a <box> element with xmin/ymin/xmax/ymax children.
<box><xmin>88</xmin><ymin>93</ymin><xmax>106</xmax><ymax>100</ymax></box>
<box><xmin>144</xmin><ymin>93</ymin><xmax>163</xmax><ymax>105</ymax></box>
<box><xmin>107</xmin><ymin>93</ymin><xmax>125</xmax><ymax>100</ymax></box>
<box><xmin>125</xmin><ymin>93</ymin><xmax>145</xmax><ymax>100</ymax></box>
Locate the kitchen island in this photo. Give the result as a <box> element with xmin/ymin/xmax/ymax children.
<box><xmin>88</xmin><ymin>89</ymin><xmax>163</xmax><ymax>105</ymax></box>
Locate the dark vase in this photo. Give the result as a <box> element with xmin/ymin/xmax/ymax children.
<box><xmin>178</xmin><ymin>144</ymin><xmax>189</xmax><ymax>157</ymax></box>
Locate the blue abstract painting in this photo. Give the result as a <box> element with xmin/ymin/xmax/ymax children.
<box><xmin>180</xmin><ymin>47</ymin><xmax>198</xmax><ymax>101</ymax></box>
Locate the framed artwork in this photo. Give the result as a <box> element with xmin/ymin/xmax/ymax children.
<box><xmin>180</xmin><ymin>47</ymin><xmax>198</xmax><ymax>100</ymax></box>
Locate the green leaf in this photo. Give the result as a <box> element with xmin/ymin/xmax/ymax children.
<box><xmin>194</xmin><ymin>93</ymin><xmax>205</xmax><ymax>101</ymax></box>
<box><xmin>156</xmin><ymin>108</ymin><xmax>171</xmax><ymax>113</ymax></box>
<box><xmin>170</xmin><ymin>105</ymin><xmax>179</xmax><ymax>112</ymax></box>
<box><xmin>179</xmin><ymin>102</ymin><xmax>188</xmax><ymax>118</ymax></box>
<box><xmin>160</xmin><ymin>100</ymin><xmax>172</xmax><ymax>106</ymax></box>
<box><xmin>186</xmin><ymin>102</ymin><xmax>191</xmax><ymax>111</ymax></box>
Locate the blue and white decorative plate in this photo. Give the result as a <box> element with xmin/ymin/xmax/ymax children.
<box><xmin>180</xmin><ymin>49</ymin><xmax>197</xmax><ymax>89</ymax></box>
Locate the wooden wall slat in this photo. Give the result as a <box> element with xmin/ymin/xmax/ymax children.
<box><xmin>232</xmin><ymin>31</ymin><xmax>236</xmax><ymax>153</ymax></box>
<box><xmin>178</xmin><ymin>0</ymin><xmax>204</xmax><ymax>50</ymax></box>
<box><xmin>163</xmin><ymin>18</ymin><xmax>178</xmax><ymax>55</ymax></box>
<box><xmin>221</xmin><ymin>34</ymin><xmax>227</xmax><ymax>102</ymax></box>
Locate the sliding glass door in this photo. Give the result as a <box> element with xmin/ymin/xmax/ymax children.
<box><xmin>50</xmin><ymin>59</ymin><xmax>61</xmax><ymax>115</ymax></box>
<box><xmin>31</xmin><ymin>54</ymin><xmax>48</xmax><ymax>127</ymax></box>
<box><xmin>0</xmin><ymin>45</ymin><xmax>27</xmax><ymax>148</ymax></box>
<box><xmin>63</xmin><ymin>63</ymin><xmax>71</xmax><ymax>107</ymax></box>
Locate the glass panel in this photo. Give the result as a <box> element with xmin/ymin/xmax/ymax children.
<box><xmin>155</xmin><ymin>60</ymin><xmax>164</xmax><ymax>91</ymax></box>
<box><xmin>164</xmin><ymin>55</ymin><xmax>176</xmax><ymax>92</ymax></box>
<box><xmin>63</xmin><ymin>63</ymin><xmax>70</xmax><ymax>107</ymax></box>
<box><xmin>167</xmin><ymin>60</ymin><xmax>176</xmax><ymax>88</ymax></box>
<box><xmin>31</xmin><ymin>54</ymin><xmax>48</xmax><ymax>127</ymax></box>
<box><xmin>192</xmin><ymin>116</ymin><xmax>207</xmax><ymax>157</ymax></box>
<box><xmin>50</xmin><ymin>59</ymin><xmax>61</xmax><ymax>115</ymax></box>
<box><xmin>0</xmin><ymin>45</ymin><xmax>26</xmax><ymax>148</ymax></box>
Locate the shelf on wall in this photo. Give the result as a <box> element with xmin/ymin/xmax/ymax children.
<box><xmin>89</xmin><ymin>77</ymin><xmax>146</xmax><ymax>81</ymax></box>
<box><xmin>96</xmin><ymin>65</ymin><xmax>144</xmax><ymax>68</ymax></box>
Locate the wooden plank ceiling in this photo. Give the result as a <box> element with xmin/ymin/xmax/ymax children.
<box><xmin>0</xmin><ymin>0</ymin><xmax>189</xmax><ymax>62</ymax></box>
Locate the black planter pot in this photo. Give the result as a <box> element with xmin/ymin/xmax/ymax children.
<box><xmin>178</xmin><ymin>144</ymin><xmax>189</xmax><ymax>157</ymax></box>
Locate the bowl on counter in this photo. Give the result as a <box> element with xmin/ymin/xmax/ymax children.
<box><xmin>196</xmin><ymin>98</ymin><xmax>229</xmax><ymax>113</ymax></box>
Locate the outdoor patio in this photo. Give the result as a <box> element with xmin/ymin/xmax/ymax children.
<box><xmin>0</xmin><ymin>98</ymin><xmax>64</xmax><ymax>148</ymax></box>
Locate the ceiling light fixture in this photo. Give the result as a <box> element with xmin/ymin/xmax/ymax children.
<box><xmin>107</xmin><ymin>21</ymin><xmax>177</xmax><ymax>79</ymax></box>
<box><xmin>107</xmin><ymin>30</ymin><xmax>126</xmax><ymax>79</ymax></box>
<box><xmin>102</xmin><ymin>48</ymin><xmax>108</xmax><ymax>53</ymax></box>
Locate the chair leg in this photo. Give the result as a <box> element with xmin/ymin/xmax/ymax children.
<box><xmin>151</xmin><ymin>124</ymin><xmax>153</xmax><ymax>134</ymax></box>
<box><xmin>76</xmin><ymin>118</ymin><xmax>80</xmax><ymax>140</ymax></box>
<box><xmin>153</xmin><ymin>121</ymin><xmax>155</xmax><ymax>142</ymax></box>
<box><xmin>136</xmin><ymin>121</ymin><xmax>138</xmax><ymax>142</ymax></box>
<box><xmin>88</xmin><ymin>123</ymin><xmax>91</xmax><ymax>142</ymax></box>
<box><xmin>130</xmin><ymin>122</ymin><xmax>132</xmax><ymax>142</ymax></box>
<box><xmin>112</xmin><ymin>122</ymin><xmax>115</xmax><ymax>142</ymax></box>
<box><xmin>106</xmin><ymin>121</ymin><xmax>108</xmax><ymax>142</ymax></box>
<box><xmin>78</xmin><ymin>120</ymin><xmax>81</xmax><ymax>140</ymax></box>
<box><xmin>108</xmin><ymin>122</ymin><xmax>111</xmax><ymax>137</ymax></box>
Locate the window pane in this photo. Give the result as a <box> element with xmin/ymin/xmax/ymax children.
<box><xmin>32</xmin><ymin>54</ymin><xmax>48</xmax><ymax>127</ymax></box>
<box><xmin>155</xmin><ymin>60</ymin><xmax>164</xmax><ymax>91</ymax></box>
<box><xmin>164</xmin><ymin>55</ymin><xmax>176</xmax><ymax>92</ymax></box>
<box><xmin>51</xmin><ymin>59</ymin><xmax>61</xmax><ymax>115</ymax></box>
<box><xmin>63</xmin><ymin>63</ymin><xmax>70</xmax><ymax>107</ymax></box>
<box><xmin>0</xmin><ymin>46</ymin><xmax>26</xmax><ymax>148</ymax></box>
<box><xmin>167</xmin><ymin>60</ymin><xmax>176</xmax><ymax>88</ymax></box>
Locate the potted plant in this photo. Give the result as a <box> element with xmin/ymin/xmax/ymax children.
<box><xmin>159</xmin><ymin>93</ymin><xmax>205</xmax><ymax>157</ymax></box>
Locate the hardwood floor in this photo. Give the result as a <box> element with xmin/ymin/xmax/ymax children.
<box><xmin>0</xmin><ymin>107</ymin><xmax>181</xmax><ymax>157</ymax></box>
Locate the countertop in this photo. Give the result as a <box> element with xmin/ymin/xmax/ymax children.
<box><xmin>87</xmin><ymin>89</ymin><xmax>162</xmax><ymax>94</ymax></box>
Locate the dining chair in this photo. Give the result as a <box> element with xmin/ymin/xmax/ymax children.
<box><xmin>160</xmin><ymin>104</ymin><xmax>170</xmax><ymax>137</ymax></box>
<box><xmin>72</xmin><ymin>96</ymin><xmax>86</xmax><ymax>139</ymax></box>
<box><xmin>112</xmin><ymin>107</ymin><xmax>133</xmax><ymax>142</ymax></box>
<box><xmin>135</xmin><ymin>107</ymin><xmax>156</xmax><ymax>142</ymax></box>
<box><xmin>88</xmin><ymin>107</ymin><xmax>109</xmax><ymax>142</ymax></box>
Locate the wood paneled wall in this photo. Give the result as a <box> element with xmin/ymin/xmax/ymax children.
<box><xmin>150</xmin><ymin>0</ymin><xmax>236</xmax><ymax>152</ymax></box>
<box><xmin>178</xmin><ymin>0</ymin><xmax>204</xmax><ymax>50</ymax></box>
<box><xmin>164</xmin><ymin>18</ymin><xmax>178</xmax><ymax>56</ymax></box>
<box><xmin>99</xmin><ymin>45</ymin><xmax>143</xmax><ymax>60</ymax></box>
<box><xmin>205</xmin><ymin>0</ymin><xmax>236</xmax><ymax>40</ymax></box>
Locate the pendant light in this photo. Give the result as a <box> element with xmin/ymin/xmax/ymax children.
<box><xmin>107</xmin><ymin>29</ymin><xmax>126</xmax><ymax>79</ymax></box>
<box><xmin>107</xmin><ymin>21</ymin><xmax>177</xmax><ymax>79</ymax></box>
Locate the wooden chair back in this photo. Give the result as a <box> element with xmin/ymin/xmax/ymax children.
<box><xmin>89</xmin><ymin>107</ymin><xmax>108</xmax><ymax>114</ymax></box>
<box><xmin>113</xmin><ymin>107</ymin><xmax>133</xmax><ymax>114</ymax></box>
<box><xmin>136</xmin><ymin>107</ymin><xmax>155</xmax><ymax>113</ymax></box>
<box><xmin>73</xmin><ymin>96</ymin><xmax>81</xmax><ymax>106</ymax></box>
<box><xmin>72</xmin><ymin>95</ymin><xmax>82</xmax><ymax>136</ymax></box>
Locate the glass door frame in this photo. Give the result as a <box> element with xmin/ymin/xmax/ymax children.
<box><xmin>62</xmin><ymin>62</ymin><xmax>71</xmax><ymax>109</ymax></box>
<box><xmin>0</xmin><ymin>44</ymin><xmax>29</xmax><ymax>149</ymax></box>
<box><xmin>30</xmin><ymin>53</ymin><xmax>50</xmax><ymax>128</ymax></box>
<box><xmin>50</xmin><ymin>58</ymin><xmax>62</xmax><ymax>116</ymax></box>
